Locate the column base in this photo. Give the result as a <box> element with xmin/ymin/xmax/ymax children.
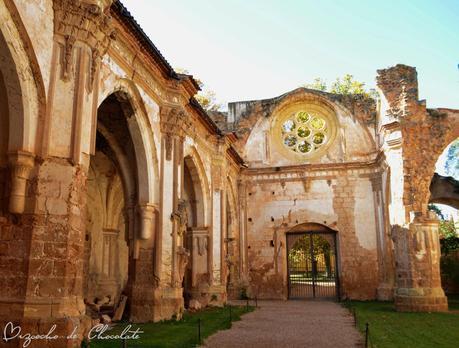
<box><xmin>377</xmin><ymin>283</ymin><xmax>394</xmax><ymax>301</ymax></box>
<box><xmin>130</xmin><ymin>286</ymin><xmax>185</xmax><ymax>323</ymax></box>
<box><xmin>208</xmin><ymin>285</ymin><xmax>227</xmax><ymax>307</ymax></box>
<box><xmin>395</xmin><ymin>288</ymin><xmax>448</xmax><ymax>312</ymax></box>
<box><xmin>226</xmin><ymin>284</ymin><xmax>241</xmax><ymax>300</ymax></box>
<box><xmin>129</xmin><ymin>285</ymin><xmax>156</xmax><ymax>323</ymax></box>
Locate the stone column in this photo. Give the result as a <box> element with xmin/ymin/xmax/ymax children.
<box><xmin>0</xmin><ymin>1</ymin><xmax>116</xmax><ymax>346</ymax></box>
<box><xmin>137</xmin><ymin>203</ymin><xmax>156</xmax><ymax>240</ymax></box>
<box><xmin>370</xmin><ymin>174</ymin><xmax>395</xmax><ymax>300</ymax></box>
<box><xmin>98</xmin><ymin>228</ymin><xmax>120</xmax><ymax>298</ymax></box>
<box><xmin>208</xmin><ymin>143</ymin><xmax>227</xmax><ymax>305</ymax></box>
<box><xmin>377</xmin><ymin>65</ymin><xmax>451</xmax><ymax>312</ymax></box>
<box><xmin>129</xmin><ymin>204</ymin><xmax>158</xmax><ymax>322</ymax></box>
<box><xmin>154</xmin><ymin>107</ymin><xmax>191</xmax><ymax>320</ymax></box>
<box><xmin>392</xmin><ymin>213</ymin><xmax>448</xmax><ymax>312</ymax></box>
<box><xmin>7</xmin><ymin>151</ymin><xmax>35</xmax><ymax>214</ymax></box>
<box><xmin>186</xmin><ymin>227</ymin><xmax>210</xmax><ymax>307</ymax></box>
<box><xmin>0</xmin><ymin>159</ymin><xmax>90</xmax><ymax>347</ymax></box>
<box><xmin>237</xmin><ymin>178</ymin><xmax>249</xmax><ymax>283</ymax></box>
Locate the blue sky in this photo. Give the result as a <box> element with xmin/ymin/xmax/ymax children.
<box><xmin>123</xmin><ymin>0</ymin><xmax>459</xmax><ymax>108</ymax></box>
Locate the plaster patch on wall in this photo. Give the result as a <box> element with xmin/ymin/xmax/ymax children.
<box><xmin>138</xmin><ymin>86</ymin><xmax>159</xmax><ymax>122</ymax></box>
<box><xmin>354</xmin><ymin>179</ymin><xmax>377</xmax><ymax>249</ymax></box>
<box><xmin>103</xmin><ymin>55</ymin><xmax>126</xmax><ymax>78</ymax></box>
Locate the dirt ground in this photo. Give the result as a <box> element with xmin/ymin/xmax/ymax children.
<box><xmin>204</xmin><ymin>300</ymin><xmax>363</xmax><ymax>348</ymax></box>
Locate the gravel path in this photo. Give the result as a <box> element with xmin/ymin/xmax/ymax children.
<box><xmin>204</xmin><ymin>300</ymin><xmax>362</xmax><ymax>348</ymax></box>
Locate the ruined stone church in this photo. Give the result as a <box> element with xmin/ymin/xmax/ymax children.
<box><xmin>0</xmin><ymin>0</ymin><xmax>458</xmax><ymax>345</ymax></box>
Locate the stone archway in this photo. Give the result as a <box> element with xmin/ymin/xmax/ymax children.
<box><xmin>428</xmin><ymin>139</ymin><xmax>459</xmax><ymax>295</ymax></box>
<box><xmin>430</xmin><ymin>173</ymin><xmax>459</xmax><ymax>209</ymax></box>
<box><xmin>84</xmin><ymin>92</ymin><xmax>158</xmax><ymax>322</ymax></box>
<box><xmin>0</xmin><ymin>0</ymin><xmax>45</xmax><ymax>215</ymax></box>
<box><xmin>182</xmin><ymin>153</ymin><xmax>211</xmax><ymax>308</ymax></box>
<box><xmin>84</xmin><ymin>94</ymin><xmax>137</xmax><ymax>320</ymax></box>
<box><xmin>285</xmin><ymin>223</ymin><xmax>339</xmax><ymax>300</ymax></box>
<box><xmin>225</xmin><ymin>177</ymin><xmax>240</xmax><ymax>298</ymax></box>
<box><xmin>0</xmin><ymin>0</ymin><xmax>48</xmax><ymax>333</ymax></box>
<box><xmin>429</xmin><ymin>139</ymin><xmax>459</xmax><ymax>209</ymax></box>
<box><xmin>98</xmin><ymin>79</ymin><xmax>160</xmax><ymax>206</ymax></box>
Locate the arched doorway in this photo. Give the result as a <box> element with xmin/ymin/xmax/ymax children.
<box><xmin>0</xmin><ymin>7</ymin><xmax>43</xmax><ymax>216</ymax></box>
<box><xmin>84</xmin><ymin>93</ymin><xmax>140</xmax><ymax>317</ymax></box>
<box><xmin>286</xmin><ymin>224</ymin><xmax>339</xmax><ymax>299</ymax></box>
<box><xmin>182</xmin><ymin>154</ymin><xmax>209</xmax><ymax>307</ymax></box>
<box><xmin>429</xmin><ymin>139</ymin><xmax>459</xmax><ymax>295</ymax></box>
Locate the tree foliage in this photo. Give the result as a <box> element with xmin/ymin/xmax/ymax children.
<box><xmin>428</xmin><ymin>204</ymin><xmax>445</xmax><ymax>220</ymax></box>
<box><xmin>428</xmin><ymin>204</ymin><xmax>459</xmax><ymax>254</ymax></box>
<box><xmin>303</xmin><ymin>78</ymin><xmax>327</xmax><ymax>92</ymax></box>
<box><xmin>195</xmin><ymin>90</ymin><xmax>221</xmax><ymax>112</ymax></box>
<box><xmin>303</xmin><ymin>74</ymin><xmax>378</xmax><ymax>99</ymax></box>
<box><xmin>175</xmin><ymin>68</ymin><xmax>222</xmax><ymax>111</ymax></box>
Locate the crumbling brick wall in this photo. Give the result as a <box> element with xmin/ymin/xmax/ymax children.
<box><xmin>377</xmin><ymin>64</ymin><xmax>459</xmax><ymax>217</ymax></box>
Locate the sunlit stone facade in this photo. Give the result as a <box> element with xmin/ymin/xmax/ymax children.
<box><xmin>0</xmin><ymin>1</ymin><xmax>458</xmax><ymax>346</ymax></box>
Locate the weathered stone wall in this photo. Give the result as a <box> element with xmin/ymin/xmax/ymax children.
<box><xmin>84</xmin><ymin>150</ymin><xmax>128</xmax><ymax>302</ymax></box>
<box><xmin>231</xmin><ymin>88</ymin><xmax>384</xmax><ymax>300</ymax></box>
<box><xmin>241</xmin><ymin>164</ymin><xmax>382</xmax><ymax>300</ymax></box>
<box><xmin>377</xmin><ymin>65</ymin><xmax>459</xmax><ymax>219</ymax></box>
<box><xmin>0</xmin><ymin>1</ymin><xmax>240</xmax><ymax>345</ymax></box>
<box><xmin>377</xmin><ymin>65</ymin><xmax>458</xmax><ymax>311</ymax></box>
<box><xmin>229</xmin><ymin>89</ymin><xmax>378</xmax><ymax>168</ymax></box>
<box><xmin>392</xmin><ymin>216</ymin><xmax>448</xmax><ymax>312</ymax></box>
<box><xmin>0</xmin><ymin>2</ymin><xmax>457</xmax><ymax>347</ymax></box>
<box><xmin>0</xmin><ymin>159</ymin><xmax>89</xmax><ymax>347</ymax></box>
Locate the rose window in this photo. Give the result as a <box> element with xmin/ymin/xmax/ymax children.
<box><xmin>281</xmin><ymin>111</ymin><xmax>329</xmax><ymax>155</ymax></box>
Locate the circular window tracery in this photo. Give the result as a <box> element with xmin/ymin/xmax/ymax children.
<box><xmin>281</xmin><ymin>111</ymin><xmax>330</xmax><ymax>155</ymax></box>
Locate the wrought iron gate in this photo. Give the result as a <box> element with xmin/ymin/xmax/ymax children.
<box><xmin>287</xmin><ymin>232</ymin><xmax>339</xmax><ymax>299</ymax></box>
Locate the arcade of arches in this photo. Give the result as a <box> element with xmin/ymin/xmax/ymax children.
<box><xmin>0</xmin><ymin>0</ymin><xmax>458</xmax><ymax>346</ymax></box>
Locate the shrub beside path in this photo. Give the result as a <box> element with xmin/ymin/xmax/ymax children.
<box><xmin>204</xmin><ymin>300</ymin><xmax>362</xmax><ymax>348</ymax></box>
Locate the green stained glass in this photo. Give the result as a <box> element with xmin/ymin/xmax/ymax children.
<box><xmin>282</xmin><ymin>120</ymin><xmax>296</xmax><ymax>132</ymax></box>
<box><xmin>284</xmin><ymin>135</ymin><xmax>297</xmax><ymax>147</ymax></box>
<box><xmin>298</xmin><ymin>140</ymin><xmax>312</xmax><ymax>153</ymax></box>
<box><xmin>310</xmin><ymin>117</ymin><xmax>326</xmax><ymax>130</ymax></box>
<box><xmin>297</xmin><ymin>127</ymin><xmax>311</xmax><ymax>138</ymax></box>
<box><xmin>296</xmin><ymin>111</ymin><xmax>310</xmax><ymax>123</ymax></box>
<box><xmin>313</xmin><ymin>132</ymin><xmax>325</xmax><ymax>144</ymax></box>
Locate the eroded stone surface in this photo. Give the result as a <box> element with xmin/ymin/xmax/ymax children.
<box><xmin>0</xmin><ymin>2</ymin><xmax>457</xmax><ymax>347</ymax></box>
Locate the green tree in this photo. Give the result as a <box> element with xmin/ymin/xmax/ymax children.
<box><xmin>428</xmin><ymin>204</ymin><xmax>458</xmax><ymax>255</ymax></box>
<box><xmin>175</xmin><ymin>68</ymin><xmax>222</xmax><ymax>111</ymax></box>
<box><xmin>303</xmin><ymin>77</ymin><xmax>327</xmax><ymax>91</ymax></box>
<box><xmin>303</xmin><ymin>74</ymin><xmax>378</xmax><ymax>99</ymax></box>
<box><xmin>195</xmin><ymin>90</ymin><xmax>221</xmax><ymax>112</ymax></box>
<box><xmin>330</xmin><ymin>74</ymin><xmax>367</xmax><ymax>95</ymax></box>
<box><xmin>428</xmin><ymin>203</ymin><xmax>445</xmax><ymax>220</ymax></box>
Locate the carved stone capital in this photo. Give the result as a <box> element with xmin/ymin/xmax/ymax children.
<box><xmin>381</xmin><ymin>122</ymin><xmax>403</xmax><ymax>150</ymax></box>
<box><xmin>53</xmin><ymin>0</ymin><xmax>116</xmax><ymax>82</ymax></box>
<box><xmin>160</xmin><ymin>106</ymin><xmax>193</xmax><ymax>160</ymax></box>
<box><xmin>8</xmin><ymin>151</ymin><xmax>35</xmax><ymax>214</ymax></box>
<box><xmin>137</xmin><ymin>203</ymin><xmax>157</xmax><ymax>240</ymax></box>
<box><xmin>160</xmin><ymin>107</ymin><xmax>192</xmax><ymax>136</ymax></box>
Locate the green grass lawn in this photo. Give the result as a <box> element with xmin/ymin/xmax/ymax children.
<box><xmin>87</xmin><ymin>305</ymin><xmax>254</xmax><ymax>348</ymax></box>
<box><xmin>344</xmin><ymin>296</ymin><xmax>459</xmax><ymax>348</ymax></box>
